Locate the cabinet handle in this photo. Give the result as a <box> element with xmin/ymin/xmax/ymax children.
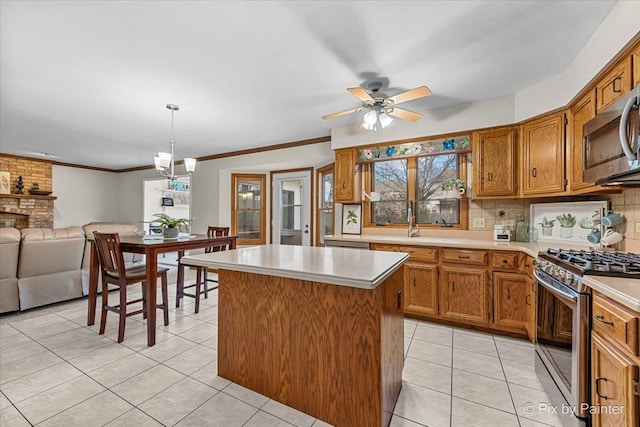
<box><xmin>612</xmin><ymin>77</ymin><xmax>622</xmax><ymax>93</ymax></box>
<box><xmin>487</xmin><ymin>173</ymin><xmax>492</xmax><ymax>182</ymax></box>
<box><xmin>397</xmin><ymin>290</ymin><xmax>402</xmax><ymax>310</ymax></box>
<box><xmin>502</xmin><ymin>259</ymin><xmax>508</xmax><ymax>264</ymax></box>
<box><xmin>532</xmin><ymin>168</ymin><xmax>537</xmax><ymax>177</ymax></box>
<box><xmin>342</xmin><ymin>182</ymin><xmax>346</xmax><ymax>189</ymax></box>
<box><xmin>451</xmin><ymin>282</ymin><xmax>456</xmax><ymax>292</ymax></box>
<box><xmin>525</xmin><ymin>294</ymin><xmax>531</xmax><ymax>305</ymax></box>
<box><xmin>595</xmin><ymin>377</ymin><xmax>609</xmax><ymax>400</ymax></box>
<box><xmin>413</xmin><ymin>277</ymin><xmax>416</xmax><ymax>286</ymax></box>
<box><xmin>594</xmin><ymin>315</ymin><xmax>614</xmax><ymax>326</ymax></box>
<box><xmin>507</xmin><ymin>288</ymin><xmax>511</xmax><ymax>299</ymax></box>
<box><xmin>458</xmin><ymin>255</ymin><xmax>470</xmax><ymax>259</ymax></box>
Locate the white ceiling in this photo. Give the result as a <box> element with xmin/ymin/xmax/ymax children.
<box><xmin>0</xmin><ymin>0</ymin><xmax>617</xmax><ymax>170</ymax></box>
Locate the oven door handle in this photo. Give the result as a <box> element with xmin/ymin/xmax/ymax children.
<box><xmin>533</xmin><ymin>270</ymin><xmax>578</xmax><ymax>304</ymax></box>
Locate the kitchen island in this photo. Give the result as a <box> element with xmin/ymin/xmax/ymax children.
<box><xmin>181</xmin><ymin>245</ymin><xmax>409</xmax><ymax>427</ymax></box>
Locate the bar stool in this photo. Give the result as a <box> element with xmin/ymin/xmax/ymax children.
<box><xmin>178</xmin><ymin>226</ymin><xmax>230</xmax><ymax>313</ymax></box>
<box><xmin>93</xmin><ymin>232</ymin><xmax>170</xmax><ymax>342</ymax></box>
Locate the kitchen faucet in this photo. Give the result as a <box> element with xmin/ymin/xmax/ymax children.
<box><xmin>407</xmin><ymin>201</ymin><xmax>420</xmax><ymax>237</ymax></box>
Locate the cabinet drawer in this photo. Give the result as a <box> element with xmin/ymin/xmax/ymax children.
<box><xmin>491</xmin><ymin>251</ymin><xmax>520</xmax><ymax>270</ymax></box>
<box><xmin>592</xmin><ymin>292</ymin><xmax>639</xmax><ymax>356</ymax></box>
<box><xmin>442</xmin><ymin>249</ymin><xmax>487</xmax><ymax>265</ymax></box>
<box><xmin>371</xmin><ymin>244</ymin><xmax>438</xmax><ymax>263</ymax></box>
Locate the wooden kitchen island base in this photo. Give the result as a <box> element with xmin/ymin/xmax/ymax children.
<box><xmin>217</xmin><ymin>268</ymin><xmax>405</xmax><ymax>427</ymax></box>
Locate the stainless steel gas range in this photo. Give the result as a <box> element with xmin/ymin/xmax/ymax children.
<box><xmin>533</xmin><ymin>248</ymin><xmax>640</xmax><ymax>426</ymax></box>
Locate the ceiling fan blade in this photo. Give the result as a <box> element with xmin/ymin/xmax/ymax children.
<box><xmin>322</xmin><ymin>107</ymin><xmax>363</xmax><ymax>120</ymax></box>
<box><xmin>347</xmin><ymin>87</ymin><xmax>374</xmax><ymax>102</ymax></box>
<box><xmin>388</xmin><ymin>86</ymin><xmax>432</xmax><ymax>104</ymax></box>
<box><xmin>388</xmin><ymin>108</ymin><xmax>423</xmax><ymax>122</ymax></box>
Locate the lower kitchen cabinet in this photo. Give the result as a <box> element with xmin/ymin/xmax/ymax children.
<box><xmin>493</xmin><ymin>272</ymin><xmax>528</xmax><ymax>333</ymax></box>
<box><xmin>440</xmin><ymin>266</ymin><xmax>489</xmax><ymax>325</ymax></box>
<box><xmin>591</xmin><ymin>333</ymin><xmax>639</xmax><ymax>427</ymax></box>
<box><xmin>404</xmin><ymin>262</ymin><xmax>438</xmax><ymax>317</ymax></box>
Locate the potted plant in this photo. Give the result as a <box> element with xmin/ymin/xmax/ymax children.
<box><xmin>556</xmin><ymin>213</ymin><xmax>576</xmax><ymax>238</ymax></box>
<box><xmin>538</xmin><ymin>216</ymin><xmax>556</xmax><ymax>236</ymax></box>
<box><xmin>441</xmin><ymin>179</ymin><xmax>467</xmax><ymax>198</ymax></box>
<box><xmin>145</xmin><ymin>213</ymin><xmax>190</xmax><ymax>238</ymax></box>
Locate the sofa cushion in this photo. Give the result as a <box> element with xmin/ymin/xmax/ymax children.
<box><xmin>0</xmin><ymin>228</ymin><xmax>20</xmax><ymax>280</ymax></box>
<box><xmin>18</xmin><ymin>227</ymin><xmax>85</xmax><ymax>278</ymax></box>
<box><xmin>18</xmin><ymin>271</ymin><xmax>82</xmax><ymax>310</ymax></box>
<box><xmin>0</xmin><ymin>278</ymin><xmax>19</xmax><ymax>313</ymax></box>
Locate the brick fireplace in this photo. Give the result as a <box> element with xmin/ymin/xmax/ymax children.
<box><xmin>0</xmin><ymin>156</ymin><xmax>54</xmax><ymax>230</ymax></box>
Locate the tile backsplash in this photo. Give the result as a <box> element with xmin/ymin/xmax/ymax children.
<box><xmin>468</xmin><ymin>188</ymin><xmax>640</xmax><ymax>252</ymax></box>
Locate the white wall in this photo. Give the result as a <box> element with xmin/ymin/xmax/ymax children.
<box><xmin>52</xmin><ymin>165</ymin><xmax>119</xmax><ymax>227</ymax></box>
<box><xmin>116</xmin><ymin>142</ymin><xmax>333</xmax><ymax>240</ymax></box>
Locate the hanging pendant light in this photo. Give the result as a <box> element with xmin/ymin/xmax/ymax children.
<box><xmin>154</xmin><ymin>104</ymin><xmax>196</xmax><ymax>180</ymax></box>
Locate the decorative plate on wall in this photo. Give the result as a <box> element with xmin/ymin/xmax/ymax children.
<box><xmin>530</xmin><ymin>201</ymin><xmax>608</xmax><ymax>245</ymax></box>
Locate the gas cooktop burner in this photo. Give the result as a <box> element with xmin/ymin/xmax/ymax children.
<box><xmin>543</xmin><ymin>248</ymin><xmax>640</xmax><ymax>277</ymax></box>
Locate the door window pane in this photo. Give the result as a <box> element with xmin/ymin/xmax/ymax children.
<box><xmin>232</xmin><ymin>174</ymin><xmax>266</xmax><ymax>244</ymax></box>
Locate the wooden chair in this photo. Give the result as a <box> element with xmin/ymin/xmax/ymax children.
<box><xmin>93</xmin><ymin>232</ymin><xmax>169</xmax><ymax>342</ymax></box>
<box><xmin>178</xmin><ymin>226</ymin><xmax>232</xmax><ymax>313</ymax></box>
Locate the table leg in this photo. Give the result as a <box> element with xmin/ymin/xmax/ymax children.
<box><xmin>146</xmin><ymin>248</ymin><xmax>158</xmax><ymax>346</ymax></box>
<box><xmin>176</xmin><ymin>250</ymin><xmax>185</xmax><ymax>308</ymax></box>
<box><xmin>87</xmin><ymin>241</ymin><xmax>99</xmax><ymax>326</ymax></box>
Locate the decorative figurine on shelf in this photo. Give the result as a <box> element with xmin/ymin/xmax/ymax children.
<box><xmin>15</xmin><ymin>176</ymin><xmax>24</xmax><ymax>194</ymax></box>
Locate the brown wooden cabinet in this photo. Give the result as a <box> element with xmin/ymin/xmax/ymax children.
<box><xmin>569</xmin><ymin>91</ymin><xmax>598</xmax><ymax>193</ymax></box>
<box><xmin>440</xmin><ymin>266</ymin><xmax>489</xmax><ymax>325</ymax></box>
<box><xmin>334</xmin><ymin>148</ymin><xmax>356</xmax><ymax>203</ymax></box>
<box><xmin>521</xmin><ymin>112</ymin><xmax>567</xmax><ymax>196</ymax></box>
<box><xmin>472</xmin><ymin>127</ymin><xmax>518</xmax><ymax>198</ymax></box>
<box><xmin>404</xmin><ymin>262</ymin><xmax>438</xmax><ymax>317</ymax></box>
<box><xmin>591</xmin><ymin>333</ymin><xmax>639</xmax><ymax>427</ymax></box>
<box><xmin>596</xmin><ymin>57</ymin><xmax>633</xmax><ymax>113</ymax></box>
<box><xmin>526</xmin><ymin>278</ymin><xmax>536</xmax><ymax>343</ymax></box>
<box><xmin>492</xmin><ymin>272</ymin><xmax>528</xmax><ymax>333</ymax></box>
<box><xmin>633</xmin><ymin>43</ymin><xmax>640</xmax><ymax>88</ymax></box>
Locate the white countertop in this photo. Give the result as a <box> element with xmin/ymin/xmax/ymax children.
<box><xmin>583</xmin><ymin>275</ymin><xmax>640</xmax><ymax>312</ymax></box>
<box><xmin>180</xmin><ymin>245</ymin><xmax>409</xmax><ymax>290</ymax></box>
<box><xmin>324</xmin><ymin>234</ymin><xmax>583</xmax><ymax>258</ymax></box>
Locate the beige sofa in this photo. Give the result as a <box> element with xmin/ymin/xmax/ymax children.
<box><xmin>0</xmin><ymin>228</ymin><xmax>21</xmax><ymax>313</ymax></box>
<box><xmin>81</xmin><ymin>223</ymin><xmax>145</xmax><ymax>295</ymax></box>
<box><xmin>17</xmin><ymin>227</ymin><xmax>85</xmax><ymax>311</ymax></box>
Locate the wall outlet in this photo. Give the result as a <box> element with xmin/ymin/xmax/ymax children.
<box><xmin>473</xmin><ymin>218</ymin><xmax>485</xmax><ymax>228</ymax></box>
<box><xmin>504</xmin><ymin>219</ymin><xmax>516</xmax><ymax>226</ymax></box>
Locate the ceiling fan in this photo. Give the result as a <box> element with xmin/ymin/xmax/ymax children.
<box><xmin>322</xmin><ymin>82</ymin><xmax>432</xmax><ymax>131</ymax></box>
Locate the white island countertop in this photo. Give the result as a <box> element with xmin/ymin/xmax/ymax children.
<box><xmin>180</xmin><ymin>245</ymin><xmax>409</xmax><ymax>290</ymax></box>
<box><xmin>583</xmin><ymin>275</ymin><xmax>640</xmax><ymax>312</ymax></box>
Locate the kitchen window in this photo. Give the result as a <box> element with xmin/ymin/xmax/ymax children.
<box><xmin>368</xmin><ymin>153</ymin><xmax>467</xmax><ymax>228</ymax></box>
<box><xmin>231</xmin><ymin>173</ymin><xmax>266</xmax><ymax>245</ymax></box>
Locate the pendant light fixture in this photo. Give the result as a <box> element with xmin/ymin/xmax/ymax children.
<box><xmin>154</xmin><ymin>104</ymin><xmax>196</xmax><ymax>179</ymax></box>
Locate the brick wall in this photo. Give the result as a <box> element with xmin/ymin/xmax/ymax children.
<box><xmin>0</xmin><ymin>156</ymin><xmax>54</xmax><ymax>229</ymax></box>
<box><xmin>0</xmin><ymin>156</ymin><xmax>52</xmax><ymax>193</ymax></box>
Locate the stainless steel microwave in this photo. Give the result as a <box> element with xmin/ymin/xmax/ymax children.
<box><xmin>583</xmin><ymin>85</ymin><xmax>640</xmax><ymax>185</ymax></box>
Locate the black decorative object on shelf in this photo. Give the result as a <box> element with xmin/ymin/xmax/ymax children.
<box><xmin>15</xmin><ymin>176</ymin><xmax>24</xmax><ymax>194</ymax></box>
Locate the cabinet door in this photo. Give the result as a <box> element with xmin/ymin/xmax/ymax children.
<box><xmin>596</xmin><ymin>58</ymin><xmax>632</xmax><ymax>113</ymax></box>
<box><xmin>334</xmin><ymin>149</ymin><xmax>355</xmax><ymax>203</ymax></box>
<box><xmin>591</xmin><ymin>333</ymin><xmax>639</xmax><ymax>427</ymax></box>
<box><xmin>472</xmin><ymin>128</ymin><xmax>517</xmax><ymax>198</ymax></box>
<box><xmin>440</xmin><ymin>266</ymin><xmax>488</xmax><ymax>325</ymax></box>
<box><xmin>569</xmin><ymin>92</ymin><xmax>597</xmax><ymax>193</ymax></box>
<box><xmin>521</xmin><ymin>112</ymin><xmax>566</xmax><ymax>196</ymax></box>
<box><xmin>633</xmin><ymin>43</ymin><xmax>640</xmax><ymax>88</ymax></box>
<box><xmin>526</xmin><ymin>279</ymin><xmax>536</xmax><ymax>343</ymax></box>
<box><xmin>404</xmin><ymin>262</ymin><xmax>438</xmax><ymax>317</ymax></box>
<box><xmin>493</xmin><ymin>272</ymin><xmax>528</xmax><ymax>332</ymax></box>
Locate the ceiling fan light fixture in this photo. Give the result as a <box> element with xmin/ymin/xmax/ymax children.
<box><xmin>363</xmin><ymin>110</ymin><xmax>378</xmax><ymax>125</ymax></box>
<box><xmin>379</xmin><ymin>112</ymin><xmax>393</xmax><ymax>128</ymax></box>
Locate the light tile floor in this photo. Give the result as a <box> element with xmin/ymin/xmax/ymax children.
<box><xmin>1</xmin><ymin>282</ymin><xmax>564</xmax><ymax>427</ymax></box>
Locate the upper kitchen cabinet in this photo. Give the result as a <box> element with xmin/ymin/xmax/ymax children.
<box><xmin>568</xmin><ymin>91</ymin><xmax>597</xmax><ymax>193</ymax></box>
<box><xmin>595</xmin><ymin>57</ymin><xmax>632</xmax><ymax>114</ymax></box>
<box><xmin>472</xmin><ymin>127</ymin><xmax>518</xmax><ymax>198</ymax></box>
<box><xmin>521</xmin><ymin>111</ymin><xmax>567</xmax><ymax>196</ymax></box>
<box><xmin>633</xmin><ymin>42</ymin><xmax>640</xmax><ymax>88</ymax></box>
<box><xmin>334</xmin><ymin>148</ymin><xmax>357</xmax><ymax>203</ymax></box>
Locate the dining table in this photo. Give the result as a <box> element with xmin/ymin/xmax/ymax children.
<box><xmin>86</xmin><ymin>233</ymin><xmax>237</xmax><ymax>346</ymax></box>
